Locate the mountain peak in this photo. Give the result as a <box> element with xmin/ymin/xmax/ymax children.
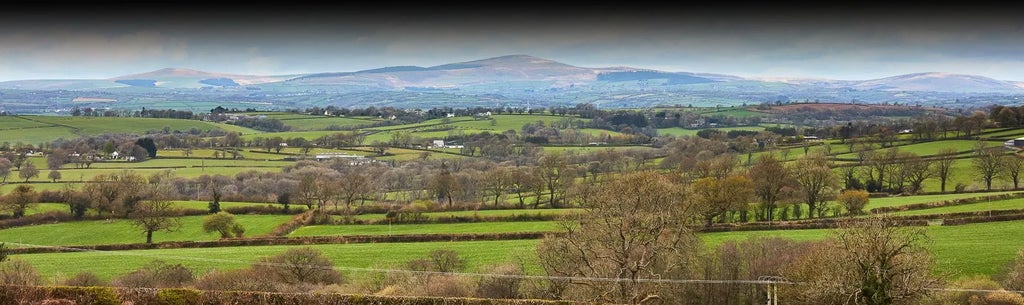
<box><xmin>450</xmin><ymin>54</ymin><xmax>575</xmax><ymax>68</ymax></box>
<box><xmin>112</xmin><ymin>67</ymin><xmax>225</xmax><ymax>79</ymax></box>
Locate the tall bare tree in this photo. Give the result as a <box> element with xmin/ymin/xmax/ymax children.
<box><xmin>692</xmin><ymin>175</ymin><xmax>754</xmax><ymax>226</ymax></box>
<box><xmin>933</xmin><ymin>147</ymin><xmax>958</xmax><ymax>192</ymax></box>
<box><xmin>792</xmin><ymin>152</ymin><xmax>839</xmax><ymax>218</ymax></box>
<box><xmin>901</xmin><ymin>153</ymin><xmax>933</xmax><ymax>194</ymax></box>
<box><xmin>130</xmin><ymin>182</ymin><xmax>183</xmax><ymax>244</ymax></box>
<box><xmin>748</xmin><ymin>154</ymin><xmax>792</xmax><ymax>221</ymax></box>
<box><xmin>783</xmin><ymin>216</ymin><xmax>941</xmax><ymax>305</ymax></box>
<box><xmin>1002</xmin><ymin>154</ymin><xmax>1024</xmax><ymax>189</ymax></box>
<box><xmin>1</xmin><ymin>185</ymin><xmax>37</xmax><ymax>218</ymax></box>
<box><xmin>973</xmin><ymin>143</ymin><xmax>1004</xmax><ymax>191</ymax></box>
<box><xmin>536</xmin><ymin>171</ymin><xmax>699</xmax><ymax>304</ymax></box>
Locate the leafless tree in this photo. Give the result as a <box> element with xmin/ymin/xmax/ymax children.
<box><xmin>130</xmin><ymin>182</ymin><xmax>183</xmax><ymax>244</ymax></box>
<box><xmin>783</xmin><ymin>216</ymin><xmax>941</xmax><ymax>305</ymax></box>
<box><xmin>536</xmin><ymin>171</ymin><xmax>699</xmax><ymax>304</ymax></box>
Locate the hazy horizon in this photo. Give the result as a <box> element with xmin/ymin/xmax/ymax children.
<box><xmin>1</xmin><ymin>3</ymin><xmax>1022</xmax><ymax>82</ymax></box>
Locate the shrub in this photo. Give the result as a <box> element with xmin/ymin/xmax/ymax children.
<box><xmin>1003</xmin><ymin>249</ymin><xmax>1024</xmax><ymax>291</ymax></box>
<box><xmin>837</xmin><ymin>189</ymin><xmax>870</xmax><ymax>216</ymax></box>
<box><xmin>0</xmin><ymin>259</ymin><xmax>40</xmax><ymax>285</ymax></box>
<box><xmin>194</xmin><ymin>268</ymin><xmax>279</xmax><ymax>292</ymax></box>
<box><xmin>62</xmin><ymin>271</ymin><xmax>106</xmax><ymax>287</ymax></box>
<box><xmin>408</xmin><ymin>249</ymin><xmax>465</xmax><ymax>273</ymax></box>
<box><xmin>156</xmin><ymin>288</ymin><xmax>201</xmax><ymax>305</ymax></box>
<box><xmin>111</xmin><ymin>260</ymin><xmax>194</xmax><ymax>288</ymax></box>
<box><xmin>252</xmin><ymin>247</ymin><xmax>344</xmax><ymax>286</ymax></box>
<box><xmin>476</xmin><ymin>263</ymin><xmax>524</xmax><ymax>299</ymax></box>
<box><xmin>201</xmin><ymin>212</ymin><xmax>241</xmax><ymax>239</ymax></box>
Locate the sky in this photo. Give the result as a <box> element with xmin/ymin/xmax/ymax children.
<box><xmin>1</xmin><ymin>3</ymin><xmax>1023</xmax><ymax>82</ymax></box>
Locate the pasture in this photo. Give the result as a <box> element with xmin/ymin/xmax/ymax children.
<box><xmin>288</xmin><ymin>221</ymin><xmax>562</xmax><ymax>237</ymax></box>
<box><xmin>0</xmin><ymin>214</ymin><xmax>293</xmax><ymax>246</ymax></box>
<box><xmin>13</xmin><ymin>239</ymin><xmax>542</xmax><ymax>281</ymax></box>
<box><xmin>701</xmin><ymin>220</ymin><xmax>1024</xmax><ymax>277</ymax></box>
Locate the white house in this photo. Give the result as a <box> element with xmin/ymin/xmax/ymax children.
<box><xmin>432</xmin><ymin>140</ymin><xmax>445</xmax><ymax>148</ymax></box>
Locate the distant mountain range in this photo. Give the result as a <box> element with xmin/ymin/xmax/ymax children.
<box><xmin>1</xmin><ymin>54</ymin><xmax>1022</xmax><ymax>112</ymax></box>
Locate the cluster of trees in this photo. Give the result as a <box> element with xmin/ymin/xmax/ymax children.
<box><xmin>535</xmin><ymin>171</ymin><xmax>943</xmax><ymax>304</ymax></box>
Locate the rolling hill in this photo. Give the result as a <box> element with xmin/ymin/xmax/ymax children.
<box><xmin>2</xmin><ymin>54</ymin><xmax>1023</xmax><ymax>112</ymax></box>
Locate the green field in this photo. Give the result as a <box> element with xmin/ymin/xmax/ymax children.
<box><xmin>289</xmin><ymin>221</ymin><xmax>562</xmax><ymax>237</ymax></box>
<box><xmin>702</xmin><ymin>220</ymin><xmax>1024</xmax><ymax>277</ymax></box>
<box><xmin>833</xmin><ymin>157</ymin><xmax>1008</xmax><ymax>193</ymax></box>
<box><xmin>890</xmin><ymin>197</ymin><xmax>1024</xmax><ymax>216</ymax></box>
<box><xmin>0</xmin><ymin>116</ymin><xmax>259</xmax><ymax>145</ymax></box>
<box><xmin>80</xmin><ymin>158</ymin><xmax>294</xmax><ymax>169</ymax></box>
<box><xmin>11</xmin><ymin>219</ymin><xmax>1024</xmax><ymax>282</ymax></box>
<box><xmin>277</xmin><ymin>116</ymin><xmax>376</xmax><ymax>130</ymax></box>
<box><xmin>13</xmin><ymin>166</ymin><xmax>283</xmax><ymax>183</ymax></box>
<box><xmin>866</xmin><ymin>191</ymin><xmax>1024</xmax><ymax>210</ymax></box>
<box><xmin>834</xmin><ymin>140</ymin><xmax>1000</xmax><ymax>159</ymax></box>
<box><xmin>13</xmin><ymin>239</ymin><xmax>541</xmax><ymax>281</ymax></box>
<box><xmin>351</xmin><ymin>208</ymin><xmax>582</xmax><ymax>222</ymax></box>
<box><xmin>0</xmin><ymin>215</ymin><xmax>293</xmax><ymax>246</ymax></box>
<box><xmin>0</xmin><ymin>126</ymin><xmax>80</xmax><ymax>145</ymax></box>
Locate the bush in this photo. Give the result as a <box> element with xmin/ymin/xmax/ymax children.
<box><xmin>476</xmin><ymin>263</ymin><xmax>524</xmax><ymax>299</ymax></box>
<box><xmin>194</xmin><ymin>268</ymin><xmax>279</xmax><ymax>292</ymax></box>
<box><xmin>111</xmin><ymin>260</ymin><xmax>194</xmax><ymax>288</ymax></box>
<box><xmin>252</xmin><ymin>247</ymin><xmax>344</xmax><ymax>286</ymax></box>
<box><xmin>931</xmin><ymin>275</ymin><xmax>1003</xmax><ymax>305</ymax></box>
<box><xmin>156</xmin><ymin>288</ymin><xmax>201</xmax><ymax>305</ymax></box>
<box><xmin>412</xmin><ymin>275</ymin><xmax>475</xmax><ymax>298</ymax></box>
<box><xmin>62</xmin><ymin>271</ymin><xmax>107</xmax><ymax>287</ymax></box>
<box><xmin>837</xmin><ymin>189</ymin><xmax>870</xmax><ymax>216</ymax></box>
<box><xmin>202</xmin><ymin>212</ymin><xmax>242</xmax><ymax>239</ymax></box>
<box><xmin>0</xmin><ymin>259</ymin><xmax>41</xmax><ymax>285</ymax></box>
<box><xmin>1003</xmin><ymin>249</ymin><xmax>1024</xmax><ymax>291</ymax></box>
<box><xmin>408</xmin><ymin>249</ymin><xmax>465</xmax><ymax>273</ymax></box>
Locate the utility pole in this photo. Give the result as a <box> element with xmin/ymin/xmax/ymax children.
<box><xmin>759</xmin><ymin>276</ymin><xmax>786</xmax><ymax>305</ymax></box>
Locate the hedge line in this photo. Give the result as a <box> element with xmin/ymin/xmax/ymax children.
<box><xmin>0</xmin><ymin>285</ymin><xmax>576</xmax><ymax>305</ymax></box>
<box><xmin>697</xmin><ymin>218</ymin><xmax>929</xmax><ymax>233</ymax></box>
<box><xmin>8</xmin><ymin>232</ymin><xmax>552</xmax><ymax>254</ymax></box>
<box><xmin>941</xmin><ymin>212</ymin><xmax>1024</xmax><ymax>226</ymax></box>
<box><xmin>869</xmin><ymin>192</ymin><xmax>1024</xmax><ymax>214</ymax></box>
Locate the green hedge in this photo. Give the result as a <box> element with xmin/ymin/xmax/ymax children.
<box><xmin>0</xmin><ymin>285</ymin><xmax>578</xmax><ymax>305</ymax></box>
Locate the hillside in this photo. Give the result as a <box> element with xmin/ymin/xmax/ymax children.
<box><xmin>2</xmin><ymin>54</ymin><xmax>1024</xmax><ymax>114</ymax></box>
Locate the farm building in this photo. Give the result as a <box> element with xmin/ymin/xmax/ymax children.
<box><xmin>1005</xmin><ymin>137</ymin><xmax>1024</xmax><ymax>149</ymax></box>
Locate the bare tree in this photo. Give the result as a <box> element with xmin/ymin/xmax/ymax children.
<box><xmin>0</xmin><ymin>158</ymin><xmax>11</xmax><ymax>183</ymax></box>
<box><xmin>784</xmin><ymin>216</ymin><xmax>941</xmax><ymax>305</ymax></box>
<box><xmin>430</xmin><ymin>163</ymin><xmax>460</xmax><ymax>208</ymax></box>
<box><xmin>792</xmin><ymin>152</ymin><xmax>839</xmax><ymax>218</ymax></box>
<box><xmin>1</xmin><ymin>185</ymin><xmax>37</xmax><ymax>218</ymax></box>
<box><xmin>130</xmin><ymin>182</ymin><xmax>183</xmax><ymax>244</ymax></box>
<box><xmin>252</xmin><ymin>247</ymin><xmax>343</xmax><ymax>285</ymax></box>
<box><xmin>538</xmin><ymin>153</ymin><xmax>574</xmax><ymax>208</ymax></box>
<box><xmin>748</xmin><ymin>154</ymin><xmax>792</xmax><ymax>221</ymax></box>
<box><xmin>934</xmin><ymin>147</ymin><xmax>958</xmax><ymax>192</ymax></box>
<box><xmin>482</xmin><ymin>166</ymin><xmax>511</xmax><ymax>207</ymax></box>
<box><xmin>1002</xmin><ymin>154</ymin><xmax>1024</xmax><ymax>189</ymax></box>
<box><xmin>973</xmin><ymin>143</ymin><xmax>1004</xmax><ymax>191</ymax></box>
<box><xmin>536</xmin><ymin>171</ymin><xmax>699</xmax><ymax>304</ymax></box>
<box><xmin>901</xmin><ymin>153</ymin><xmax>933</xmax><ymax>194</ymax></box>
<box><xmin>18</xmin><ymin>162</ymin><xmax>39</xmax><ymax>182</ymax></box>
<box><xmin>692</xmin><ymin>175</ymin><xmax>754</xmax><ymax>226</ymax></box>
